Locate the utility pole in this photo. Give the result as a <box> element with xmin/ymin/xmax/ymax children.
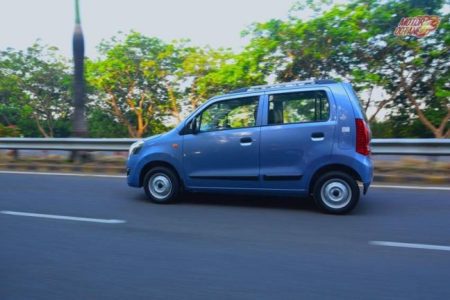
<box><xmin>72</xmin><ymin>0</ymin><xmax>87</xmax><ymax>137</ymax></box>
<box><xmin>70</xmin><ymin>0</ymin><xmax>88</xmax><ymax>163</ymax></box>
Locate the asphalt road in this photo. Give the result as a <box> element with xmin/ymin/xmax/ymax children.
<box><xmin>1</xmin><ymin>172</ymin><xmax>450</xmax><ymax>300</ymax></box>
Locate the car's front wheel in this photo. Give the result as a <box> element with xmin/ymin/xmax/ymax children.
<box><xmin>313</xmin><ymin>171</ymin><xmax>360</xmax><ymax>214</ymax></box>
<box><xmin>143</xmin><ymin>167</ymin><xmax>180</xmax><ymax>204</ymax></box>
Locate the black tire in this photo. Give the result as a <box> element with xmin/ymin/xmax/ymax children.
<box><xmin>143</xmin><ymin>166</ymin><xmax>180</xmax><ymax>204</ymax></box>
<box><xmin>313</xmin><ymin>171</ymin><xmax>360</xmax><ymax>214</ymax></box>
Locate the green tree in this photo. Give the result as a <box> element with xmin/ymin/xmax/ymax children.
<box><xmin>0</xmin><ymin>64</ymin><xmax>22</xmax><ymax>127</ymax></box>
<box><xmin>2</xmin><ymin>0</ymin><xmax>448</xmax><ymax>139</ymax></box>
<box><xmin>0</xmin><ymin>124</ymin><xmax>21</xmax><ymax>137</ymax></box>
<box><xmin>0</xmin><ymin>42</ymin><xmax>72</xmax><ymax>137</ymax></box>
<box><xmin>181</xmin><ymin>45</ymin><xmax>269</xmax><ymax>111</ymax></box>
<box><xmin>244</xmin><ymin>0</ymin><xmax>449</xmax><ymax>137</ymax></box>
<box><xmin>86</xmin><ymin>107</ymin><xmax>129</xmax><ymax>138</ymax></box>
<box><xmin>87</xmin><ymin>32</ymin><xmax>180</xmax><ymax>138</ymax></box>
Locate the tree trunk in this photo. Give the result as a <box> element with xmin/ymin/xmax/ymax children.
<box><xmin>367</xmin><ymin>85</ymin><xmax>401</xmax><ymax>123</ymax></box>
<box><xmin>33</xmin><ymin>115</ymin><xmax>49</xmax><ymax>138</ymax></box>
<box><xmin>107</xmin><ymin>93</ymin><xmax>136</xmax><ymax>137</ymax></box>
<box><xmin>167</xmin><ymin>84</ymin><xmax>181</xmax><ymax>122</ymax></box>
<box><xmin>400</xmin><ymin>75</ymin><xmax>449</xmax><ymax>138</ymax></box>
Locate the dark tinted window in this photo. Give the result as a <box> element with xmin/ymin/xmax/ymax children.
<box><xmin>268</xmin><ymin>90</ymin><xmax>329</xmax><ymax>125</ymax></box>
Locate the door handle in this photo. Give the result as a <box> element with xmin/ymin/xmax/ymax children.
<box><xmin>311</xmin><ymin>132</ymin><xmax>325</xmax><ymax>141</ymax></box>
<box><xmin>240</xmin><ymin>137</ymin><xmax>253</xmax><ymax>146</ymax></box>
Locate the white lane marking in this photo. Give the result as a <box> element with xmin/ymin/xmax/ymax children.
<box><xmin>371</xmin><ymin>184</ymin><xmax>450</xmax><ymax>191</ymax></box>
<box><xmin>0</xmin><ymin>210</ymin><xmax>126</xmax><ymax>224</ymax></box>
<box><xmin>0</xmin><ymin>171</ymin><xmax>448</xmax><ymax>191</ymax></box>
<box><xmin>370</xmin><ymin>241</ymin><xmax>450</xmax><ymax>252</ymax></box>
<box><xmin>0</xmin><ymin>170</ymin><xmax>125</xmax><ymax>178</ymax></box>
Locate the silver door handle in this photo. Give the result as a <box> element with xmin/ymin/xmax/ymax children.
<box><xmin>311</xmin><ymin>137</ymin><xmax>325</xmax><ymax>141</ymax></box>
<box><xmin>311</xmin><ymin>132</ymin><xmax>324</xmax><ymax>141</ymax></box>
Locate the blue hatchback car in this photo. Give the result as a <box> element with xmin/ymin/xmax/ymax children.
<box><xmin>127</xmin><ymin>80</ymin><xmax>373</xmax><ymax>214</ymax></box>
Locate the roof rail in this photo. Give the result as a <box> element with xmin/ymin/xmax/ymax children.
<box><xmin>227</xmin><ymin>87</ymin><xmax>249</xmax><ymax>94</ymax></box>
<box><xmin>314</xmin><ymin>79</ymin><xmax>337</xmax><ymax>84</ymax></box>
<box><xmin>228</xmin><ymin>79</ymin><xmax>337</xmax><ymax>94</ymax></box>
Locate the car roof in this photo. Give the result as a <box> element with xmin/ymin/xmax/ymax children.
<box><xmin>211</xmin><ymin>79</ymin><xmax>342</xmax><ymax>100</ymax></box>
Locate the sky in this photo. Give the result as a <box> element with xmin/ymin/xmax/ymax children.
<box><xmin>0</xmin><ymin>0</ymin><xmax>313</xmax><ymax>58</ymax></box>
<box><xmin>1</xmin><ymin>0</ymin><xmax>447</xmax><ymax>122</ymax></box>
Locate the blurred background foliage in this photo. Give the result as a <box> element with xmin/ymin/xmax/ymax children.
<box><xmin>0</xmin><ymin>0</ymin><xmax>448</xmax><ymax>138</ymax></box>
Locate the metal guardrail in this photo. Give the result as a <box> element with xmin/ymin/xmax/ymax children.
<box><xmin>0</xmin><ymin>138</ymin><xmax>449</xmax><ymax>155</ymax></box>
<box><xmin>370</xmin><ymin>139</ymin><xmax>450</xmax><ymax>156</ymax></box>
<box><xmin>0</xmin><ymin>138</ymin><xmax>137</xmax><ymax>151</ymax></box>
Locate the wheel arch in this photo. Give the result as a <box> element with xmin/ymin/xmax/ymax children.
<box><xmin>308</xmin><ymin>164</ymin><xmax>362</xmax><ymax>194</ymax></box>
<box><xmin>139</xmin><ymin>160</ymin><xmax>183</xmax><ymax>188</ymax></box>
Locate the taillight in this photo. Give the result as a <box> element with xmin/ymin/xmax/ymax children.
<box><xmin>355</xmin><ymin>118</ymin><xmax>370</xmax><ymax>156</ymax></box>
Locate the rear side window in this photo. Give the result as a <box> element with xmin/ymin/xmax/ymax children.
<box><xmin>268</xmin><ymin>90</ymin><xmax>329</xmax><ymax>125</ymax></box>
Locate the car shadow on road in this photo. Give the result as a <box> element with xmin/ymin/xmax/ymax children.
<box><xmin>132</xmin><ymin>191</ymin><xmax>371</xmax><ymax>215</ymax></box>
<box><xmin>179</xmin><ymin>192</ymin><xmax>319</xmax><ymax>212</ymax></box>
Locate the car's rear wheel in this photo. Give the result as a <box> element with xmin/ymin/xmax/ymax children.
<box><xmin>143</xmin><ymin>167</ymin><xmax>180</xmax><ymax>204</ymax></box>
<box><xmin>313</xmin><ymin>171</ymin><xmax>359</xmax><ymax>214</ymax></box>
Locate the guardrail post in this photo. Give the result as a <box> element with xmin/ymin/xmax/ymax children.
<box><xmin>9</xmin><ymin>149</ymin><xmax>19</xmax><ymax>160</ymax></box>
<box><xmin>69</xmin><ymin>150</ymin><xmax>92</xmax><ymax>164</ymax></box>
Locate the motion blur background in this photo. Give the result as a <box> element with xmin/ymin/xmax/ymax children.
<box><xmin>0</xmin><ymin>0</ymin><xmax>448</xmax><ymax>139</ymax></box>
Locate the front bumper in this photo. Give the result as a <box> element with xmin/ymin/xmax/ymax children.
<box><xmin>126</xmin><ymin>155</ymin><xmax>142</xmax><ymax>188</ymax></box>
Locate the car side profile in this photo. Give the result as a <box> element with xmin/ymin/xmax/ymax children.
<box><xmin>127</xmin><ymin>80</ymin><xmax>373</xmax><ymax>214</ymax></box>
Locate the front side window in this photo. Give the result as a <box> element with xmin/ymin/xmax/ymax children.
<box><xmin>199</xmin><ymin>96</ymin><xmax>259</xmax><ymax>132</ymax></box>
<box><xmin>268</xmin><ymin>90</ymin><xmax>329</xmax><ymax>125</ymax></box>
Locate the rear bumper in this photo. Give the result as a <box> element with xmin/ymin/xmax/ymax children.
<box><xmin>363</xmin><ymin>181</ymin><xmax>371</xmax><ymax>194</ymax></box>
<box><xmin>359</xmin><ymin>156</ymin><xmax>373</xmax><ymax>195</ymax></box>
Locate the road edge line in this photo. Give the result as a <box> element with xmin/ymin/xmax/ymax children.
<box><xmin>0</xmin><ymin>170</ymin><xmax>125</xmax><ymax>178</ymax></box>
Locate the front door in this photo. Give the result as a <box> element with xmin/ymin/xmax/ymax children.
<box><xmin>183</xmin><ymin>95</ymin><xmax>261</xmax><ymax>189</ymax></box>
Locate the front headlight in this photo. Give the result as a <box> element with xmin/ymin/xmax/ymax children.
<box><xmin>128</xmin><ymin>140</ymin><xmax>144</xmax><ymax>158</ymax></box>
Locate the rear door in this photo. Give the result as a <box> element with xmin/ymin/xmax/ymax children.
<box><xmin>259</xmin><ymin>89</ymin><xmax>336</xmax><ymax>191</ymax></box>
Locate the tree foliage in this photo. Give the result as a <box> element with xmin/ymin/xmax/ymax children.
<box><xmin>244</xmin><ymin>0</ymin><xmax>449</xmax><ymax>137</ymax></box>
<box><xmin>0</xmin><ymin>0</ymin><xmax>448</xmax><ymax>138</ymax></box>
<box><xmin>87</xmin><ymin>32</ymin><xmax>179</xmax><ymax>137</ymax></box>
<box><xmin>0</xmin><ymin>43</ymin><xmax>72</xmax><ymax>137</ymax></box>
